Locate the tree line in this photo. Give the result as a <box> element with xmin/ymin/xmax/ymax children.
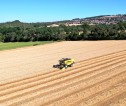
<box><xmin>0</xmin><ymin>21</ymin><xmax>126</xmax><ymax>42</ymax></box>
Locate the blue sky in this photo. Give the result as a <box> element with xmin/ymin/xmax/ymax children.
<box><xmin>0</xmin><ymin>0</ymin><xmax>125</xmax><ymax>22</ymax></box>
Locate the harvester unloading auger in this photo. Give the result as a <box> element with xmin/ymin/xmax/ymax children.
<box><xmin>53</xmin><ymin>58</ymin><xmax>75</xmax><ymax>70</ymax></box>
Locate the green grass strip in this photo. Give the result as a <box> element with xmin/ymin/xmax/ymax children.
<box><xmin>0</xmin><ymin>41</ymin><xmax>54</xmax><ymax>51</ymax></box>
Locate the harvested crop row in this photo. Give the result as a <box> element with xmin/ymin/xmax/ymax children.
<box><xmin>0</xmin><ymin>50</ymin><xmax>126</xmax><ymax>106</ymax></box>
<box><xmin>0</xmin><ymin>50</ymin><xmax>126</xmax><ymax>90</ymax></box>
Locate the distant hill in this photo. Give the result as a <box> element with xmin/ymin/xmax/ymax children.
<box><xmin>0</xmin><ymin>14</ymin><xmax>126</xmax><ymax>27</ymax></box>
<box><xmin>80</xmin><ymin>14</ymin><xmax>126</xmax><ymax>25</ymax></box>
<box><xmin>43</xmin><ymin>14</ymin><xmax>126</xmax><ymax>25</ymax></box>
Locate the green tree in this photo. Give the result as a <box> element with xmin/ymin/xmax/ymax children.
<box><xmin>0</xmin><ymin>33</ymin><xmax>3</xmax><ymax>42</ymax></box>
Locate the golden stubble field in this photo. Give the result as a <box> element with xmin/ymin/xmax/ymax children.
<box><xmin>0</xmin><ymin>41</ymin><xmax>126</xmax><ymax>106</ymax></box>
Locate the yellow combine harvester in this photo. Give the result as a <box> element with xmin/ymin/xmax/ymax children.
<box><xmin>53</xmin><ymin>58</ymin><xmax>75</xmax><ymax>70</ymax></box>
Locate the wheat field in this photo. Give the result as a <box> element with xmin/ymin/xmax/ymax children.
<box><xmin>0</xmin><ymin>41</ymin><xmax>126</xmax><ymax>106</ymax></box>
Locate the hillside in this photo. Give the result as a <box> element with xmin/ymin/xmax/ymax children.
<box><xmin>0</xmin><ymin>14</ymin><xmax>126</xmax><ymax>42</ymax></box>
<box><xmin>0</xmin><ymin>14</ymin><xmax>126</xmax><ymax>27</ymax></box>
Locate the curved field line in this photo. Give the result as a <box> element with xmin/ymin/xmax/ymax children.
<box><xmin>0</xmin><ymin>50</ymin><xmax>126</xmax><ymax>87</ymax></box>
<box><xmin>94</xmin><ymin>91</ymin><xmax>126</xmax><ymax>106</ymax></box>
<box><xmin>3</xmin><ymin>61</ymin><xmax>126</xmax><ymax>105</ymax></box>
<box><xmin>0</xmin><ymin>54</ymin><xmax>126</xmax><ymax>98</ymax></box>
<box><xmin>77</xmin><ymin>81</ymin><xmax>126</xmax><ymax>106</ymax></box>
<box><xmin>0</xmin><ymin>50</ymin><xmax>126</xmax><ymax>92</ymax></box>
<box><xmin>54</xmin><ymin>79</ymin><xmax>126</xmax><ymax>106</ymax></box>
<box><xmin>69</xmin><ymin>79</ymin><xmax>126</xmax><ymax>106</ymax></box>
<box><xmin>0</xmin><ymin>50</ymin><xmax>126</xmax><ymax>106</ymax></box>
<box><xmin>13</xmin><ymin>66</ymin><xmax>126</xmax><ymax>106</ymax></box>
<box><xmin>37</xmin><ymin>73</ymin><xmax>126</xmax><ymax>106</ymax></box>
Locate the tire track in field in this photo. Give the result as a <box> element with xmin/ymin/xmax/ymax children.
<box><xmin>0</xmin><ymin>50</ymin><xmax>126</xmax><ymax>106</ymax></box>
<box><xmin>25</xmin><ymin>65</ymin><xmax>126</xmax><ymax>106</ymax></box>
<box><xmin>0</xmin><ymin>50</ymin><xmax>125</xmax><ymax>86</ymax></box>
<box><xmin>0</xmin><ymin>51</ymin><xmax>126</xmax><ymax>98</ymax></box>
<box><xmin>96</xmin><ymin>91</ymin><xmax>126</xmax><ymax>106</ymax></box>
<box><xmin>1</xmin><ymin>58</ymin><xmax>126</xmax><ymax>105</ymax></box>
<box><xmin>77</xmin><ymin>81</ymin><xmax>126</xmax><ymax>106</ymax></box>
<box><xmin>51</xmin><ymin>75</ymin><xmax>126</xmax><ymax>106</ymax></box>
<box><xmin>0</xmin><ymin>50</ymin><xmax>126</xmax><ymax>91</ymax></box>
